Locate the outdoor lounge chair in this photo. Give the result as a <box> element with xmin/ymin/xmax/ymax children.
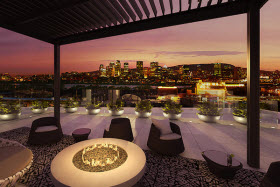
<box><xmin>103</xmin><ymin>118</ymin><xmax>134</xmax><ymax>142</ymax></box>
<box><xmin>147</xmin><ymin>122</ymin><xmax>185</xmax><ymax>156</ymax></box>
<box><xmin>27</xmin><ymin>117</ymin><xmax>63</xmax><ymax>145</ymax></box>
<box><xmin>260</xmin><ymin>161</ymin><xmax>280</xmax><ymax>187</ymax></box>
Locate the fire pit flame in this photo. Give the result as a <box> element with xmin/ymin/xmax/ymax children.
<box><xmin>82</xmin><ymin>143</ymin><xmax>121</xmax><ymax>167</ymax></box>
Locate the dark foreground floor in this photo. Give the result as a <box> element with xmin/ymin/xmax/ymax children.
<box><xmin>0</xmin><ymin>127</ymin><xmax>264</xmax><ymax>187</ymax></box>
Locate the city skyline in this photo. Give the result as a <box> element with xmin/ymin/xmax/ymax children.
<box><xmin>0</xmin><ymin>0</ymin><xmax>279</xmax><ymax>75</ymax></box>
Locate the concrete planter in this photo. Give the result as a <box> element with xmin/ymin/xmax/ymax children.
<box><xmin>233</xmin><ymin>115</ymin><xmax>247</xmax><ymax>125</ymax></box>
<box><xmin>135</xmin><ymin>111</ymin><xmax>152</xmax><ymax>118</ymax></box>
<box><xmin>163</xmin><ymin>112</ymin><xmax>182</xmax><ymax>120</ymax></box>
<box><xmin>0</xmin><ymin>112</ymin><xmax>21</xmax><ymax>121</ymax></box>
<box><xmin>65</xmin><ymin>107</ymin><xmax>78</xmax><ymax>113</ymax></box>
<box><xmin>31</xmin><ymin>108</ymin><xmax>48</xmax><ymax>114</ymax></box>
<box><xmin>108</xmin><ymin>109</ymin><xmax>124</xmax><ymax>116</ymax></box>
<box><xmin>87</xmin><ymin>108</ymin><xmax>101</xmax><ymax>115</ymax></box>
<box><xmin>198</xmin><ymin>114</ymin><xmax>221</xmax><ymax>123</ymax></box>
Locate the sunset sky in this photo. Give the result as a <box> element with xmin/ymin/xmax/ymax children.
<box><xmin>0</xmin><ymin>0</ymin><xmax>279</xmax><ymax>75</ymax></box>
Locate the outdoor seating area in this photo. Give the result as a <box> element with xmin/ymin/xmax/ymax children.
<box><xmin>0</xmin><ymin>107</ymin><xmax>280</xmax><ymax>186</ymax></box>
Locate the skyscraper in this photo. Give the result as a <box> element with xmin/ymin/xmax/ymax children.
<box><xmin>124</xmin><ymin>62</ymin><xmax>129</xmax><ymax>73</ymax></box>
<box><xmin>137</xmin><ymin>61</ymin><xmax>143</xmax><ymax>77</ymax></box>
<box><xmin>115</xmin><ymin>60</ymin><xmax>121</xmax><ymax>77</ymax></box>
<box><xmin>150</xmin><ymin>61</ymin><xmax>158</xmax><ymax>77</ymax></box>
<box><xmin>99</xmin><ymin>64</ymin><xmax>106</xmax><ymax>77</ymax></box>
<box><xmin>109</xmin><ymin>62</ymin><xmax>115</xmax><ymax>77</ymax></box>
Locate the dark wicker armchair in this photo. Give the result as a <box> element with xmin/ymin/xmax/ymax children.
<box><xmin>27</xmin><ymin>117</ymin><xmax>63</xmax><ymax>145</ymax></box>
<box><xmin>260</xmin><ymin>161</ymin><xmax>280</xmax><ymax>187</ymax></box>
<box><xmin>103</xmin><ymin>118</ymin><xmax>134</xmax><ymax>142</ymax></box>
<box><xmin>147</xmin><ymin>122</ymin><xmax>185</xmax><ymax>156</ymax></box>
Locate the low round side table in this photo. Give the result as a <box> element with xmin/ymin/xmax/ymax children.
<box><xmin>72</xmin><ymin>128</ymin><xmax>91</xmax><ymax>142</ymax></box>
<box><xmin>202</xmin><ymin>150</ymin><xmax>243</xmax><ymax>179</ymax></box>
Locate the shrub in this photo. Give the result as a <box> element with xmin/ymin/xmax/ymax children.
<box><xmin>197</xmin><ymin>101</ymin><xmax>221</xmax><ymax>116</ymax></box>
<box><xmin>162</xmin><ymin>100</ymin><xmax>182</xmax><ymax>114</ymax></box>
<box><xmin>31</xmin><ymin>100</ymin><xmax>49</xmax><ymax>110</ymax></box>
<box><xmin>64</xmin><ymin>99</ymin><xmax>79</xmax><ymax>108</ymax></box>
<box><xmin>86</xmin><ymin>101</ymin><xmax>102</xmax><ymax>110</ymax></box>
<box><xmin>232</xmin><ymin>101</ymin><xmax>247</xmax><ymax>118</ymax></box>
<box><xmin>135</xmin><ymin>100</ymin><xmax>152</xmax><ymax>112</ymax></box>
<box><xmin>107</xmin><ymin>99</ymin><xmax>124</xmax><ymax>111</ymax></box>
<box><xmin>0</xmin><ymin>103</ymin><xmax>21</xmax><ymax>115</ymax></box>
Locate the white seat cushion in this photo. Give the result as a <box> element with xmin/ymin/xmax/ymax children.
<box><xmin>152</xmin><ymin>119</ymin><xmax>172</xmax><ymax>135</ymax></box>
<box><xmin>160</xmin><ymin>133</ymin><xmax>181</xmax><ymax>140</ymax></box>
<box><xmin>35</xmin><ymin>126</ymin><xmax>58</xmax><ymax>133</ymax></box>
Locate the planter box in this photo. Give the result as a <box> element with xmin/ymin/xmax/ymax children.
<box><xmin>163</xmin><ymin>112</ymin><xmax>181</xmax><ymax>120</ymax></box>
<box><xmin>65</xmin><ymin>107</ymin><xmax>78</xmax><ymax>113</ymax></box>
<box><xmin>108</xmin><ymin>109</ymin><xmax>124</xmax><ymax>116</ymax></box>
<box><xmin>197</xmin><ymin>114</ymin><xmax>220</xmax><ymax>123</ymax></box>
<box><xmin>87</xmin><ymin>108</ymin><xmax>101</xmax><ymax>115</ymax></box>
<box><xmin>32</xmin><ymin>108</ymin><xmax>48</xmax><ymax>114</ymax></box>
<box><xmin>233</xmin><ymin>116</ymin><xmax>247</xmax><ymax>125</ymax></box>
<box><xmin>135</xmin><ymin>111</ymin><xmax>152</xmax><ymax>118</ymax></box>
<box><xmin>0</xmin><ymin>113</ymin><xmax>21</xmax><ymax>121</ymax></box>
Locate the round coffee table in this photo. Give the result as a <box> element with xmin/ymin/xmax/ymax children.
<box><xmin>72</xmin><ymin>128</ymin><xmax>91</xmax><ymax>142</ymax></box>
<box><xmin>51</xmin><ymin>138</ymin><xmax>146</xmax><ymax>187</ymax></box>
<box><xmin>202</xmin><ymin>150</ymin><xmax>243</xmax><ymax>179</ymax></box>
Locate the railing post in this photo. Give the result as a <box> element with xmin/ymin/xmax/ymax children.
<box><xmin>54</xmin><ymin>44</ymin><xmax>61</xmax><ymax>126</ymax></box>
<box><xmin>247</xmin><ymin>0</ymin><xmax>260</xmax><ymax>168</ymax></box>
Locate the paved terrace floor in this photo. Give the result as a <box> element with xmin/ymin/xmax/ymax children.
<box><xmin>1</xmin><ymin>107</ymin><xmax>280</xmax><ymax>172</ymax></box>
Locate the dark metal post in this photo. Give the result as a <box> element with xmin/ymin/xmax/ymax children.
<box><xmin>247</xmin><ymin>0</ymin><xmax>260</xmax><ymax>168</ymax></box>
<box><xmin>54</xmin><ymin>44</ymin><xmax>61</xmax><ymax>126</ymax></box>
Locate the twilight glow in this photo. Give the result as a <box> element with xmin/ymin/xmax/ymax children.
<box><xmin>0</xmin><ymin>0</ymin><xmax>279</xmax><ymax>75</ymax></box>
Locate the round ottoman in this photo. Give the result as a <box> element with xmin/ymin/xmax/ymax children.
<box><xmin>72</xmin><ymin>128</ymin><xmax>91</xmax><ymax>142</ymax></box>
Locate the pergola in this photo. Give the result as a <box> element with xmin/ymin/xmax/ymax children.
<box><xmin>0</xmin><ymin>0</ymin><xmax>269</xmax><ymax>168</ymax></box>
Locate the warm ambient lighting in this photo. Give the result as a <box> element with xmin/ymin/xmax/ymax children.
<box><xmin>158</xmin><ymin>86</ymin><xmax>178</xmax><ymax>89</ymax></box>
<box><xmin>82</xmin><ymin>144</ymin><xmax>119</xmax><ymax>167</ymax></box>
<box><xmin>73</xmin><ymin>143</ymin><xmax>128</xmax><ymax>172</ymax></box>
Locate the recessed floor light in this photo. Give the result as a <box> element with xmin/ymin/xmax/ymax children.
<box><xmin>271</xmin><ymin>127</ymin><xmax>275</xmax><ymax>129</ymax></box>
<box><xmin>230</xmin><ymin>124</ymin><xmax>233</xmax><ymax>126</ymax></box>
<box><xmin>189</xmin><ymin>121</ymin><xmax>192</xmax><ymax>122</ymax></box>
<box><xmin>29</xmin><ymin>116</ymin><xmax>32</xmax><ymax>118</ymax></box>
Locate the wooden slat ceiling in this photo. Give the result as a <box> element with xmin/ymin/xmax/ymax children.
<box><xmin>0</xmin><ymin>0</ymin><xmax>269</xmax><ymax>45</ymax></box>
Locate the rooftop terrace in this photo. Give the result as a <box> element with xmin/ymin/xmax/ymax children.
<box><xmin>1</xmin><ymin>107</ymin><xmax>279</xmax><ymax>172</ymax></box>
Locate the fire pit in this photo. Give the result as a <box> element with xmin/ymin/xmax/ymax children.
<box><xmin>73</xmin><ymin>143</ymin><xmax>128</xmax><ymax>172</ymax></box>
<box><xmin>51</xmin><ymin>138</ymin><xmax>146</xmax><ymax>187</ymax></box>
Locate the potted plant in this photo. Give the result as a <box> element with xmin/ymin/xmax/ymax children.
<box><xmin>232</xmin><ymin>101</ymin><xmax>247</xmax><ymax>125</ymax></box>
<box><xmin>197</xmin><ymin>101</ymin><xmax>222</xmax><ymax>123</ymax></box>
<box><xmin>64</xmin><ymin>99</ymin><xmax>79</xmax><ymax>113</ymax></box>
<box><xmin>31</xmin><ymin>100</ymin><xmax>49</xmax><ymax>114</ymax></box>
<box><xmin>0</xmin><ymin>103</ymin><xmax>21</xmax><ymax>121</ymax></box>
<box><xmin>135</xmin><ymin>100</ymin><xmax>153</xmax><ymax>118</ymax></box>
<box><xmin>107</xmin><ymin>99</ymin><xmax>124</xmax><ymax>116</ymax></box>
<box><xmin>162</xmin><ymin>100</ymin><xmax>182</xmax><ymax>120</ymax></box>
<box><xmin>86</xmin><ymin>101</ymin><xmax>102</xmax><ymax>115</ymax></box>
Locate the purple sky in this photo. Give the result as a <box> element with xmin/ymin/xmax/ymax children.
<box><xmin>0</xmin><ymin>0</ymin><xmax>279</xmax><ymax>75</ymax></box>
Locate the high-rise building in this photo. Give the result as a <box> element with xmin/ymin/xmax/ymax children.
<box><xmin>109</xmin><ymin>62</ymin><xmax>115</xmax><ymax>77</ymax></box>
<box><xmin>150</xmin><ymin>62</ymin><xmax>158</xmax><ymax>77</ymax></box>
<box><xmin>143</xmin><ymin>67</ymin><xmax>149</xmax><ymax>78</ymax></box>
<box><xmin>115</xmin><ymin>60</ymin><xmax>121</xmax><ymax>77</ymax></box>
<box><xmin>137</xmin><ymin>61</ymin><xmax>143</xmax><ymax>77</ymax></box>
<box><xmin>124</xmin><ymin>62</ymin><xmax>129</xmax><ymax>73</ymax></box>
<box><xmin>99</xmin><ymin>64</ymin><xmax>106</xmax><ymax>77</ymax></box>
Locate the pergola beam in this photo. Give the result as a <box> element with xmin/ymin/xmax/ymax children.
<box><xmin>56</xmin><ymin>0</ymin><xmax>249</xmax><ymax>45</ymax></box>
<box><xmin>15</xmin><ymin>0</ymin><xmax>91</xmax><ymax>25</ymax></box>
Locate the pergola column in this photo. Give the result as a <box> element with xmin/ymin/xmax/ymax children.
<box><xmin>247</xmin><ymin>0</ymin><xmax>260</xmax><ymax>168</ymax></box>
<box><xmin>54</xmin><ymin>44</ymin><xmax>61</xmax><ymax>126</ymax></box>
